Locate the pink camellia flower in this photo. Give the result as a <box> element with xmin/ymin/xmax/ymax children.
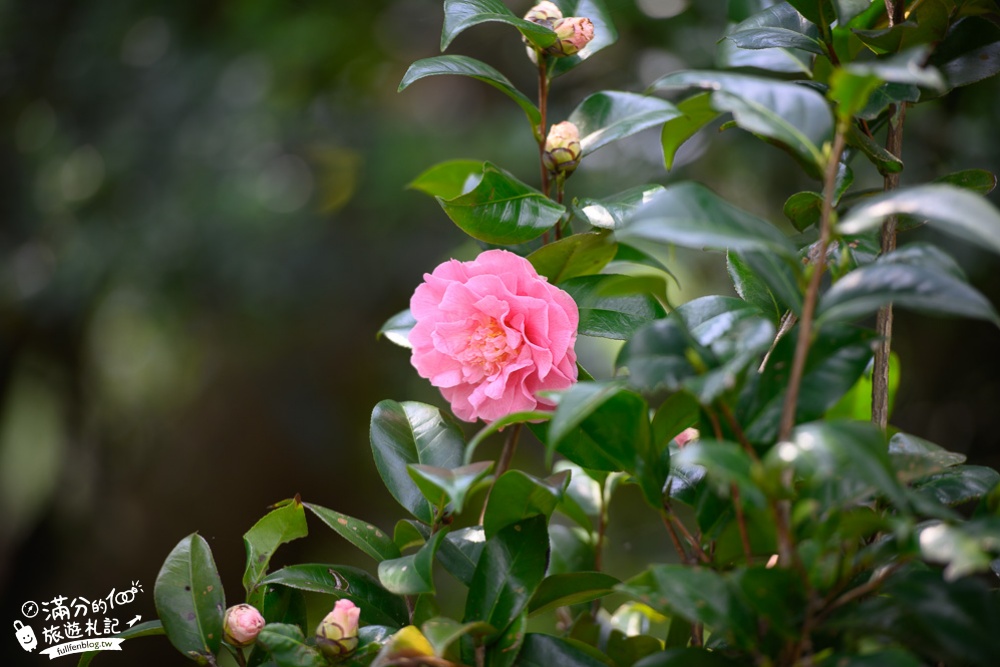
<box><xmin>316</xmin><ymin>599</ymin><xmax>361</xmax><ymax>658</ymax></box>
<box><xmin>409</xmin><ymin>249</ymin><xmax>579</xmax><ymax>423</ymax></box>
<box><xmin>223</xmin><ymin>604</ymin><xmax>265</xmax><ymax>647</ymax></box>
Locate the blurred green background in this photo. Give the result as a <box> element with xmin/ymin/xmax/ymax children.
<box><xmin>2</xmin><ymin>0</ymin><xmax>999</xmax><ymax>663</ymax></box>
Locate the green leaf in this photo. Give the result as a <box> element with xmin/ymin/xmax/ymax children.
<box><xmin>618</xmin><ymin>565</ymin><xmax>754</xmax><ymax>644</ymax></box>
<box><xmin>649</xmin><ymin>71</ymin><xmax>832</xmax><ymax>171</ymax></box>
<box><xmin>889</xmin><ymin>432</ymin><xmax>966</xmax><ymax>483</ymax></box>
<box><xmin>633</xmin><ymin>647</ymin><xmax>745</xmax><ymax>666</ymax></box>
<box><xmin>154</xmin><ymin>533</ymin><xmax>225</xmax><ymax>665</ymax></box>
<box><xmin>936</xmin><ymin>168</ymin><xmax>997</xmax><ymax>195</ymax></box>
<box><xmin>407</xmin><ymin>461</ymin><xmax>493</xmax><ymax>515</ymax></box>
<box><xmin>727</xmin><ymin>249</ymin><xmax>803</xmax><ymax>317</ymax></box>
<box><xmin>918</xmin><ymin>520</ymin><xmax>1000</xmax><ymax>580</ymax></box>
<box><xmin>370</xmin><ymin>400</ymin><xmax>465</xmax><ymax>524</ymax></box>
<box><xmin>378</xmin><ymin>529</ymin><xmax>448</xmax><ymax>596</ymax></box>
<box><xmin>420</xmin><ymin>617</ymin><xmax>495</xmax><ymax>659</ymax></box>
<box><xmin>651</xmin><ymin>392</ymin><xmax>699</xmax><ymax>448</ymax></box>
<box><xmin>828</xmin><ymin>68</ymin><xmax>883</xmax><ymax>125</ymax></box>
<box><xmin>548</xmin><ymin>0</ymin><xmax>619</xmax><ymax>78</ymax></box>
<box><xmin>489</xmin><ymin>610</ymin><xmax>528</xmax><ymax>667</ymax></box>
<box><xmin>560</xmin><ymin>274</ymin><xmax>667</xmax><ymax>340</ymax></box>
<box><xmin>913</xmin><ymin>465</ymin><xmax>1000</xmax><ymax>507</ymax></box>
<box><xmin>847</xmin><ymin>123</ymin><xmax>903</xmax><ymax>175</ymax></box>
<box><xmin>730</xmin><ymin>566</ymin><xmax>805</xmax><ymax>638</ymax></box>
<box><xmin>724</xmin><ymin>3</ymin><xmax>824</xmax><ymax>55</ymax></box>
<box><xmin>399</xmin><ymin>56</ymin><xmax>540</xmax><ymax>127</ymax></box>
<box><xmin>261</xmin><ymin>564</ymin><xmax>408</xmax><ymax>628</ymax></box>
<box><xmin>782</xmin><ymin>191</ymin><xmax>823</xmax><ymax>233</ymax></box>
<box><xmin>518</xmin><ymin>633</ymin><xmax>612</xmax><ymax>667</ymax></box>
<box><xmin>817</xmin><ymin>258</ymin><xmax>1000</xmax><ymax>326</ymax></box>
<box><xmin>76</xmin><ymin>621</ymin><xmax>164</xmax><ymax>667</ymax></box>
<box><xmin>786</xmin><ymin>0</ymin><xmax>833</xmax><ymax>28</ymax></box>
<box><xmin>660</xmin><ymin>93</ymin><xmax>720</xmax><ymax>170</ymax></box>
<box><xmin>827</xmin><ymin>351</ymin><xmax>901</xmax><ymax>422</ymax></box>
<box><xmin>847</xmin><ymin>47</ymin><xmax>946</xmax><ymax>90</ymax></box>
<box><xmin>408</xmin><ymin>159</ymin><xmax>484</xmax><ymax>200</ymax></box>
<box><xmin>616</xmin><ymin>317</ymin><xmax>698</xmax><ymax>394</ymax></box>
<box><xmin>243</xmin><ymin>497</ymin><xmax>309</xmax><ymax>602</ymax></box>
<box><xmin>618</xmin><ymin>181</ymin><xmax>797</xmax><ymax>259</ymax></box>
<box><xmin>441</xmin><ymin>0</ymin><xmax>556</xmax><ymax>51</ymax></box>
<box><xmin>674</xmin><ymin>441</ymin><xmax>766</xmax><ymax>507</ymax></box>
<box><xmin>305</xmin><ymin>503</ymin><xmax>401</xmax><ymax>563</ymax></box>
<box><xmin>256</xmin><ymin>624</ymin><xmax>326</xmax><ymax>667</ymax></box>
<box><xmin>768</xmin><ymin>420</ymin><xmax>908</xmax><ymax>508</ymax></box>
<box><xmin>568</xmin><ymin>91</ymin><xmax>681</xmax><ymax>156</ymax></box>
<box><xmin>437</xmin><ymin>162</ymin><xmax>565</xmax><ymax>245</ymax></box>
<box><xmin>741</xmin><ymin>325</ymin><xmax>873</xmax><ymax>443</ymax></box>
<box><xmin>438</xmin><ymin>526</ymin><xmax>487</xmax><ymax>587</ymax></box>
<box><xmin>528</xmin><ymin>572</ymin><xmax>620</xmax><ymax>616</ymax></box>
<box><xmin>575</xmin><ymin>184</ymin><xmax>666</xmax><ymax>229</ymax></box>
<box><xmin>464</xmin><ymin>411</ymin><xmax>553</xmax><ymax>465</ymax></box>
<box><xmin>464</xmin><ymin>516</ymin><xmax>549</xmax><ymax>639</ymax></box>
<box><xmin>856</xmin><ymin>82</ymin><xmax>920</xmax><ymax>120</ymax></box>
<box><xmin>527</xmin><ymin>231</ymin><xmax>617</xmax><ymax>283</ymax></box>
<box><xmin>838</xmin><ymin>184</ymin><xmax>1000</xmax><ymax>258</ymax></box>
<box><xmin>377</xmin><ymin>309</ymin><xmax>415</xmax><ymax>349</ymax></box>
<box><xmin>547</xmin><ymin>524</ymin><xmax>596</xmax><ymax>576</ymax></box>
<box><xmin>483</xmin><ymin>470</ymin><xmax>569</xmax><ymax>538</ymax></box>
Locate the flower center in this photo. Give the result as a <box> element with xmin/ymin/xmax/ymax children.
<box><xmin>462</xmin><ymin>317</ymin><xmax>518</xmax><ymax>376</ymax></box>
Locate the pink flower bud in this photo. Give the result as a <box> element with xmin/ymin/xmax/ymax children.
<box><xmin>545</xmin><ymin>17</ymin><xmax>595</xmax><ymax>57</ymax></box>
<box><xmin>316</xmin><ymin>599</ymin><xmax>360</xmax><ymax>658</ymax></box>
<box><xmin>524</xmin><ymin>1</ymin><xmax>563</xmax><ymax>26</ymax></box>
<box><xmin>223</xmin><ymin>604</ymin><xmax>265</xmax><ymax>647</ymax></box>
<box><xmin>674</xmin><ymin>427</ymin><xmax>699</xmax><ymax>448</ymax></box>
<box><xmin>542</xmin><ymin>121</ymin><xmax>582</xmax><ymax>176</ymax></box>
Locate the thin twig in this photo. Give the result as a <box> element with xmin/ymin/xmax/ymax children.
<box><xmin>478</xmin><ymin>424</ymin><xmax>522</xmax><ymax>524</ymax></box>
<box><xmin>665</xmin><ymin>508</ymin><xmax>712</xmax><ymax>564</ymax></box>
<box><xmin>537</xmin><ymin>57</ymin><xmax>550</xmax><ymax>199</ymax></box>
<box><xmin>778</xmin><ymin>129</ymin><xmax>848</xmax><ymax>442</ymax></box>
<box><xmin>661</xmin><ymin>512</ymin><xmax>690</xmax><ymax>563</ymax></box>
<box><xmin>732</xmin><ymin>484</ymin><xmax>753</xmax><ymax>564</ymax></box>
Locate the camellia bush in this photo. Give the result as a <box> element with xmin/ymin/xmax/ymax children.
<box><xmin>84</xmin><ymin>1</ymin><xmax>1000</xmax><ymax>666</ymax></box>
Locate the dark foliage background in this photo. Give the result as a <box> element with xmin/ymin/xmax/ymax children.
<box><xmin>1</xmin><ymin>0</ymin><xmax>998</xmax><ymax>663</ymax></box>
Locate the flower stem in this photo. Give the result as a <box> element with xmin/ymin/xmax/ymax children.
<box><xmin>478</xmin><ymin>424</ymin><xmax>522</xmax><ymax>524</ymax></box>
<box><xmin>537</xmin><ymin>57</ymin><xmax>551</xmax><ymax>199</ymax></box>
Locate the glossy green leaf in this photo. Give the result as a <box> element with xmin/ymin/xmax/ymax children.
<box><xmin>76</xmin><ymin>621</ymin><xmax>164</xmax><ymax>667</ymax></box>
<box><xmin>243</xmin><ymin>497</ymin><xmax>308</xmax><ymax>602</ymax></box>
<box><xmin>154</xmin><ymin>533</ymin><xmax>225</xmax><ymax>665</ymax></box>
<box><xmin>817</xmin><ymin>259</ymin><xmax>1000</xmax><ymax>326</ymax></box>
<box><xmin>483</xmin><ymin>470</ymin><xmax>569</xmax><ymax>538</ymax></box>
<box><xmin>651</xmin><ymin>391</ymin><xmax>699</xmax><ymax>448</ymax></box>
<box><xmin>847</xmin><ymin>123</ymin><xmax>903</xmax><ymax>175</ymax></box>
<box><xmin>548</xmin><ymin>382</ymin><xmax>649</xmax><ymax>468</ymax></box>
<box><xmin>913</xmin><ymin>465</ymin><xmax>1000</xmax><ymax>507</ymax></box>
<box><xmin>727</xmin><ymin>247</ymin><xmax>783</xmax><ymax>321</ymax></box>
<box><xmin>618</xmin><ymin>565</ymin><xmax>754</xmax><ymax>644</ymax></box>
<box><xmin>649</xmin><ymin>71</ymin><xmax>832</xmax><ymax>170</ymax></box>
<box><xmin>782</xmin><ymin>191</ymin><xmax>823</xmax><ymax>233</ymax></box>
<box><xmin>616</xmin><ymin>317</ymin><xmax>699</xmax><ymax>394</ymax></box>
<box><xmin>378</xmin><ymin>529</ymin><xmax>447</xmax><ymax>596</ymax></box>
<box><xmin>660</xmin><ymin>93</ymin><xmax>720</xmax><ymax>170</ymax></box>
<box><xmin>847</xmin><ymin>47</ymin><xmax>945</xmax><ymax>90</ymax></box>
<box><xmin>633</xmin><ymin>647</ymin><xmax>746</xmax><ymax>666</ymax></box>
<box><xmin>889</xmin><ymin>432</ymin><xmax>966</xmax><ymax>484</ymax></box>
<box><xmin>527</xmin><ymin>231</ymin><xmax>617</xmax><ymax>282</ymax></box>
<box><xmin>528</xmin><ymin>572</ymin><xmax>620</xmax><ymax>616</ymax></box>
<box><xmin>727</xmin><ymin>249</ymin><xmax>803</xmax><ymax>317</ymax></box>
<box><xmin>407</xmin><ymin>461</ymin><xmax>492</xmax><ymax>516</ymax></box>
<box><xmin>464</xmin><ymin>516</ymin><xmax>549</xmax><ymax>639</ymax></box>
<box><xmin>370</xmin><ymin>400</ymin><xmax>465</xmax><ymax>524</ymax></box>
<box><xmin>675</xmin><ymin>441</ymin><xmax>766</xmax><ymax>507</ymax></box>
<box><xmin>547</xmin><ymin>0</ymin><xmax>619</xmax><ymax>78</ymax></box>
<box><xmin>438</xmin><ymin>526</ymin><xmax>487</xmax><ymax>587</ymax></box>
<box><xmin>856</xmin><ymin>82</ymin><xmax>920</xmax><ymax>120</ymax></box>
<box><xmin>769</xmin><ymin>420</ymin><xmax>908</xmax><ymax>508</ymax></box>
<box><xmin>827</xmin><ymin>351</ymin><xmax>901</xmax><ymax>422</ymax></box>
<box><xmin>399</xmin><ymin>56</ymin><xmax>540</xmax><ymax>126</ymax></box>
<box><xmin>463</xmin><ymin>411</ymin><xmax>553</xmax><ymax>465</ymax></box>
<box><xmin>377</xmin><ymin>308</ymin><xmax>415</xmax><ymax>349</ymax></box>
<box><xmin>936</xmin><ymin>168</ymin><xmax>997</xmax><ymax>195</ymax></box>
<box><xmin>394</xmin><ymin>519</ymin><xmax>426</xmax><ymax>553</ymax></box>
<box><xmin>261</xmin><ymin>564</ymin><xmax>408</xmax><ymax>628</ymax></box>
<box><xmin>441</xmin><ymin>0</ymin><xmax>557</xmax><ymax>51</ymax></box>
<box><xmin>256</xmin><ymin>584</ymin><xmax>308</xmax><ymax>634</ymax></box>
<box><xmin>305</xmin><ymin>503</ymin><xmax>401</xmax><ymax>563</ymax></box>
<box><xmin>420</xmin><ymin>617</ymin><xmax>494</xmax><ymax>659</ymax></box>
<box><xmin>724</xmin><ymin>3</ymin><xmax>824</xmax><ymax>55</ymax></box>
<box><xmin>939</xmin><ymin>40</ymin><xmax>1000</xmax><ymax>90</ymax></box>
<box><xmin>408</xmin><ymin>159</ymin><xmax>484</xmax><ymax>200</ymax></box>
<box><xmin>569</xmin><ymin>91</ymin><xmax>681</xmax><ymax>156</ymax></box>
<box><xmin>575</xmin><ymin>184</ymin><xmax>666</xmax><ymax>229</ymax></box>
<box><xmin>559</xmin><ymin>274</ymin><xmax>667</xmax><ymax>340</ymax></box>
<box><xmin>741</xmin><ymin>326</ymin><xmax>874</xmax><ymax>443</ymax></box>
<box><xmin>437</xmin><ymin>162</ymin><xmax>565</xmax><ymax>244</ymax></box>
<box><xmin>838</xmin><ymin>184</ymin><xmax>1000</xmax><ymax>257</ymax></box>
<box><xmin>834</xmin><ymin>0</ymin><xmax>870</xmax><ymax>24</ymax></box>
<box><xmin>489</xmin><ymin>609</ymin><xmax>528</xmax><ymax>667</ymax></box>
<box><xmin>518</xmin><ymin>633</ymin><xmax>612</xmax><ymax>667</ymax></box>
<box><xmin>256</xmin><ymin>624</ymin><xmax>325</xmax><ymax>667</ymax></box>
<box><xmin>619</xmin><ymin>181</ymin><xmax>797</xmax><ymax>258</ymax></box>
<box><xmin>786</xmin><ymin>0</ymin><xmax>833</xmax><ymax>27</ymax></box>
<box><xmin>547</xmin><ymin>524</ymin><xmax>596</xmax><ymax>576</ymax></box>
<box><xmin>828</xmin><ymin>68</ymin><xmax>883</xmax><ymax>124</ymax></box>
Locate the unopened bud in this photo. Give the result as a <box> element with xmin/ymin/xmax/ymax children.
<box><xmin>316</xmin><ymin>599</ymin><xmax>360</xmax><ymax>659</ymax></box>
<box><xmin>674</xmin><ymin>427</ymin><xmax>699</xmax><ymax>448</ymax></box>
<box><xmin>223</xmin><ymin>604</ymin><xmax>265</xmax><ymax>647</ymax></box>
<box><xmin>545</xmin><ymin>17</ymin><xmax>595</xmax><ymax>57</ymax></box>
<box><xmin>524</xmin><ymin>1</ymin><xmax>563</xmax><ymax>26</ymax></box>
<box><xmin>542</xmin><ymin>121</ymin><xmax>582</xmax><ymax>176</ymax></box>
